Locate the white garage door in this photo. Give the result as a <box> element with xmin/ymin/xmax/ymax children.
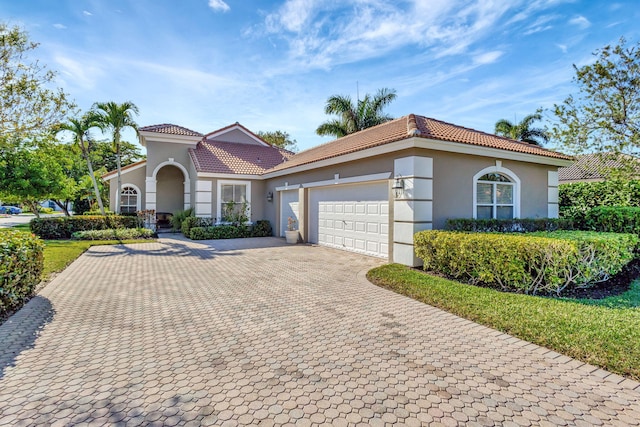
<box><xmin>280</xmin><ymin>189</ymin><xmax>299</xmax><ymax>237</ymax></box>
<box><xmin>309</xmin><ymin>182</ymin><xmax>389</xmax><ymax>258</ymax></box>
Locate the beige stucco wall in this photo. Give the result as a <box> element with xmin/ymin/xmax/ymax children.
<box><xmin>212</xmin><ymin>129</ymin><xmax>262</xmax><ymax>145</ymax></box>
<box><xmin>107</xmin><ymin>166</ymin><xmax>146</xmax><ymax>212</ymax></box>
<box><xmin>264</xmin><ymin>147</ymin><xmax>557</xmax><ymax>234</ymax></box>
<box><xmin>156</xmin><ymin>165</ymin><xmax>184</xmax><ymax>213</ymax></box>
<box><xmin>145</xmin><ymin>141</ymin><xmax>195</xmax><ymax>179</ymax></box>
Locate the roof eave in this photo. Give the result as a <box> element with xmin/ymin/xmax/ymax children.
<box><xmin>139</xmin><ymin>130</ymin><xmax>202</xmax><ymax>147</ymax></box>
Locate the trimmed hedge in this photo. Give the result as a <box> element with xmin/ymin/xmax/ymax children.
<box><xmin>445</xmin><ymin>218</ymin><xmax>573</xmax><ymax>232</ymax></box>
<box><xmin>414</xmin><ymin>230</ymin><xmax>638</xmax><ymax>295</ymax></box>
<box><xmin>0</xmin><ymin>230</ymin><xmax>44</xmax><ymax>313</ymax></box>
<box><xmin>30</xmin><ymin>216</ymin><xmax>142</xmax><ymax>239</ymax></box>
<box><xmin>584</xmin><ymin>206</ymin><xmax>640</xmax><ymax>234</ymax></box>
<box><xmin>71</xmin><ymin>228</ymin><xmax>155</xmax><ymax>241</ymax></box>
<box><xmin>182</xmin><ymin>216</ymin><xmax>214</xmax><ymax>237</ymax></box>
<box><xmin>189</xmin><ymin>221</ymin><xmax>273</xmax><ymax>240</ymax></box>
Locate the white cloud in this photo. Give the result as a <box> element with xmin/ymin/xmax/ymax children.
<box><xmin>556</xmin><ymin>43</ymin><xmax>568</xmax><ymax>53</ymax></box>
<box><xmin>53</xmin><ymin>23</ymin><xmax>67</xmax><ymax>30</ymax></box>
<box><xmin>54</xmin><ymin>54</ymin><xmax>105</xmax><ymax>90</ymax></box>
<box><xmin>83</xmin><ymin>10</ymin><xmax>92</xmax><ymax>16</ymax></box>
<box><xmin>569</xmin><ymin>15</ymin><xmax>591</xmax><ymax>28</ymax></box>
<box><xmin>473</xmin><ymin>50</ymin><xmax>503</xmax><ymax>65</ymax></box>
<box><xmin>208</xmin><ymin>0</ymin><xmax>230</xmax><ymax>13</ymax></box>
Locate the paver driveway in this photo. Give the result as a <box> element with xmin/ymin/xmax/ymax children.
<box><xmin>1</xmin><ymin>236</ymin><xmax>640</xmax><ymax>426</ymax></box>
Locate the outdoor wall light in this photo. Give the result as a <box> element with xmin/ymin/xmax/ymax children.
<box><xmin>392</xmin><ymin>176</ymin><xmax>405</xmax><ymax>199</ymax></box>
<box><xmin>266</xmin><ymin>191</ymin><xmax>273</xmax><ymax>202</ymax></box>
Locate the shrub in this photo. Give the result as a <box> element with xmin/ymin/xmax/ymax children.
<box><xmin>445</xmin><ymin>218</ymin><xmax>573</xmax><ymax>232</ymax></box>
<box><xmin>251</xmin><ymin>220</ymin><xmax>273</xmax><ymax>237</ymax></box>
<box><xmin>30</xmin><ymin>216</ymin><xmax>142</xmax><ymax>239</ymax></box>
<box><xmin>559</xmin><ymin>180</ymin><xmax>640</xmax><ymax>227</ymax></box>
<box><xmin>0</xmin><ymin>230</ymin><xmax>44</xmax><ymax>313</ymax></box>
<box><xmin>71</xmin><ymin>228</ymin><xmax>155</xmax><ymax>241</ymax></box>
<box><xmin>40</xmin><ymin>207</ymin><xmax>54</xmax><ymax>214</ymax></box>
<box><xmin>182</xmin><ymin>216</ymin><xmax>214</xmax><ymax>237</ymax></box>
<box><xmin>583</xmin><ymin>206</ymin><xmax>640</xmax><ymax>234</ymax></box>
<box><xmin>170</xmin><ymin>208</ymin><xmax>194</xmax><ymax>231</ymax></box>
<box><xmin>189</xmin><ymin>225</ymin><xmax>250</xmax><ymax>240</ymax></box>
<box><xmin>414</xmin><ymin>230</ymin><xmax>638</xmax><ymax>295</ymax></box>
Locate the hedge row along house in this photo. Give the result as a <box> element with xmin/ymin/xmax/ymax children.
<box><xmin>103</xmin><ymin>114</ymin><xmax>572</xmax><ymax>266</ymax></box>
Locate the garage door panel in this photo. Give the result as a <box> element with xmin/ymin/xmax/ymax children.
<box><xmin>310</xmin><ymin>182</ymin><xmax>389</xmax><ymax>258</ymax></box>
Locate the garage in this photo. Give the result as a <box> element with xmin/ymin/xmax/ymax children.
<box><xmin>309</xmin><ymin>181</ymin><xmax>389</xmax><ymax>258</ymax></box>
<box><xmin>279</xmin><ymin>189</ymin><xmax>299</xmax><ymax>237</ymax></box>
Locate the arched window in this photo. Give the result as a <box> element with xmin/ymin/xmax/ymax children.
<box><xmin>120</xmin><ymin>186</ymin><xmax>139</xmax><ymax>214</ymax></box>
<box><xmin>474</xmin><ymin>171</ymin><xmax>517</xmax><ymax>219</ymax></box>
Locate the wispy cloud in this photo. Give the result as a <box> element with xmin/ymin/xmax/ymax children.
<box><xmin>473</xmin><ymin>50</ymin><xmax>503</xmax><ymax>65</ymax></box>
<box><xmin>569</xmin><ymin>15</ymin><xmax>591</xmax><ymax>28</ymax></box>
<box><xmin>53</xmin><ymin>23</ymin><xmax>67</xmax><ymax>30</ymax></box>
<box><xmin>556</xmin><ymin>44</ymin><xmax>568</xmax><ymax>53</ymax></box>
<box><xmin>208</xmin><ymin>0</ymin><xmax>230</xmax><ymax>13</ymax></box>
<box><xmin>82</xmin><ymin>10</ymin><xmax>92</xmax><ymax>16</ymax></box>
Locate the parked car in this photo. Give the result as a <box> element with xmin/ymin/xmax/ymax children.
<box><xmin>1</xmin><ymin>206</ymin><xmax>22</xmax><ymax>214</ymax></box>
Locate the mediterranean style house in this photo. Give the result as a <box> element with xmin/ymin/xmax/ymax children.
<box><xmin>103</xmin><ymin>114</ymin><xmax>573</xmax><ymax>266</ymax></box>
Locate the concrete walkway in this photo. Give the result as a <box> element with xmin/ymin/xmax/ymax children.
<box><xmin>1</xmin><ymin>236</ymin><xmax>639</xmax><ymax>426</ymax></box>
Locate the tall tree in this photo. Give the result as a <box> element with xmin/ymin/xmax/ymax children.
<box><xmin>0</xmin><ymin>23</ymin><xmax>73</xmax><ymax>140</ymax></box>
<box><xmin>56</xmin><ymin>114</ymin><xmax>106</xmax><ymax>215</ymax></box>
<box><xmin>256</xmin><ymin>130</ymin><xmax>298</xmax><ymax>152</ymax></box>
<box><xmin>553</xmin><ymin>37</ymin><xmax>640</xmax><ymax>160</ymax></box>
<box><xmin>494</xmin><ymin>112</ymin><xmax>549</xmax><ymax>146</ymax></box>
<box><xmin>316</xmin><ymin>88</ymin><xmax>397</xmax><ymax>138</ymax></box>
<box><xmin>92</xmin><ymin>101</ymin><xmax>139</xmax><ymax>213</ymax></box>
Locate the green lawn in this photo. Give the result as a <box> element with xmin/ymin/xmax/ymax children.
<box><xmin>367</xmin><ymin>264</ymin><xmax>640</xmax><ymax>381</ymax></box>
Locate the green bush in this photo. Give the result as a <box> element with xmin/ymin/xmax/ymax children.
<box><xmin>251</xmin><ymin>220</ymin><xmax>272</xmax><ymax>237</ymax></box>
<box><xmin>30</xmin><ymin>216</ymin><xmax>142</xmax><ymax>239</ymax></box>
<box><xmin>583</xmin><ymin>206</ymin><xmax>640</xmax><ymax>234</ymax></box>
<box><xmin>71</xmin><ymin>228</ymin><xmax>155</xmax><ymax>241</ymax></box>
<box><xmin>170</xmin><ymin>208</ymin><xmax>194</xmax><ymax>231</ymax></box>
<box><xmin>40</xmin><ymin>207</ymin><xmax>54</xmax><ymax>214</ymax></box>
<box><xmin>189</xmin><ymin>225</ymin><xmax>250</xmax><ymax>240</ymax></box>
<box><xmin>445</xmin><ymin>218</ymin><xmax>573</xmax><ymax>232</ymax></box>
<box><xmin>182</xmin><ymin>216</ymin><xmax>214</xmax><ymax>237</ymax></box>
<box><xmin>559</xmin><ymin>180</ymin><xmax>640</xmax><ymax>227</ymax></box>
<box><xmin>0</xmin><ymin>229</ymin><xmax>44</xmax><ymax>313</ymax></box>
<box><xmin>414</xmin><ymin>230</ymin><xmax>638</xmax><ymax>295</ymax></box>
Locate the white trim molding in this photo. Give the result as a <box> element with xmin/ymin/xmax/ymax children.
<box><xmin>548</xmin><ymin>170</ymin><xmax>560</xmax><ymax>218</ymax></box>
<box><xmin>102</xmin><ymin>161</ymin><xmax>147</xmax><ymax>181</ymax></box>
<box><xmin>148</xmin><ymin>159</ymin><xmax>191</xmax><ymax>211</ymax></box>
<box><xmin>195</xmin><ymin>180</ymin><xmax>213</xmax><ymax>217</ymax></box>
<box><xmin>120</xmin><ymin>183</ymin><xmax>142</xmax><ymax>213</ymax></box>
<box><xmin>472</xmin><ymin>165</ymin><xmax>521</xmax><ymax>219</ymax></box>
<box><xmin>217</xmin><ymin>179</ymin><xmax>252</xmax><ymax>221</ymax></box>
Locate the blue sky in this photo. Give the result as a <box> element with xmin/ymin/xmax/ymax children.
<box><xmin>2</xmin><ymin>0</ymin><xmax>639</xmax><ymax>151</ymax></box>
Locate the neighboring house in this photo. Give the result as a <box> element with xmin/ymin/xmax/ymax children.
<box><xmin>558</xmin><ymin>152</ymin><xmax>640</xmax><ymax>184</ymax></box>
<box><xmin>103</xmin><ymin>115</ymin><xmax>572</xmax><ymax>266</ymax></box>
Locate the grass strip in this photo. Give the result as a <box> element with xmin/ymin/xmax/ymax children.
<box><xmin>367</xmin><ymin>263</ymin><xmax>640</xmax><ymax>381</ymax></box>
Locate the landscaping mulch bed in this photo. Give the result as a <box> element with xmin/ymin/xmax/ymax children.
<box><xmin>561</xmin><ymin>258</ymin><xmax>640</xmax><ymax>300</ymax></box>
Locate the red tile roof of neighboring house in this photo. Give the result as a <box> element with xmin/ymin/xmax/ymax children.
<box><xmin>102</xmin><ymin>159</ymin><xmax>147</xmax><ymax>179</ymax></box>
<box><xmin>267</xmin><ymin>114</ymin><xmax>571</xmax><ymax>173</ymax></box>
<box><xmin>558</xmin><ymin>152</ymin><xmax>640</xmax><ymax>182</ymax></box>
<box><xmin>139</xmin><ymin>123</ymin><xmax>203</xmax><ymax>137</ymax></box>
<box><xmin>189</xmin><ymin>140</ymin><xmax>294</xmax><ymax>175</ymax></box>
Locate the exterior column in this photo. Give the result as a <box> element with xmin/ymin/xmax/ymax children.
<box><xmin>195</xmin><ymin>180</ymin><xmax>212</xmax><ymax>217</ymax></box>
<box><xmin>145</xmin><ymin>177</ymin><xmax>157</xmax><ymax>211</ymax></box>
<box><xmin>548</xmin><ymin>170</ymin><xmax>559</xmax><ymax>218</ymax></box>
<box><xmin>393</xmin><ymin>156</ymin><xmax>433</xmax><ymax>267</ymax></box>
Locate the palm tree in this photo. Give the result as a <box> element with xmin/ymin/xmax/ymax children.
<box><xmin>494</xmin><ymin>112</ymin><xmax>549</xmax><ymax>146</ymax></box>
<box><xmin>316</xmin><ymin>88</ymin><xmax>397</xmax><ymax>138</ymax></box>
<box><xmin>93</xmin><ymin>101</ymin><xmax>139</xmax><ymax>213</ymax></box>
<box><xmin>56</xmin><ymin>115</ymin><xmax>106</xmax><ymax>215</ymax></box>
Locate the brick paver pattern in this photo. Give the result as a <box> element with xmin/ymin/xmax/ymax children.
<box><xmin>1</xmin><ymin>236</ymin><xmax>639</xmax><ymax>426</ymax></box>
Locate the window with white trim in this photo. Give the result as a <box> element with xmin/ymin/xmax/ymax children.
<box><xmin>476</xmin><ymin>173</ymin><xmax>515</xmax><ymax>219</ymax></box>
<box><xmin>220</xmin><ymin>183</ymin><xmax>249</xmax><ymax>221</ymax></box>
<box><xmin>120</xmin><ymin>186</ymin><xmax>138</xmax><ymax>214</ymax></box>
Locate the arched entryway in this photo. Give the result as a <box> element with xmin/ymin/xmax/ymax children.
<box><xmin>145</xmin><ymin>159</ymin><xmax>191</xmax><ymax>215</ymax></box>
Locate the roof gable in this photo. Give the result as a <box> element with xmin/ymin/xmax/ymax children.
<box><xmin>204</xmin><ymin>122</ymin><xmax>269</xmax><ymax>147</ymax></box>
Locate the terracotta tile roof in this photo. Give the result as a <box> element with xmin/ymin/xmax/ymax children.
<box><xmin>139</xmin><ymin>123</ymin><xmax>202</xmax><ymax>137</ymax></box>
<box><xmin>102</xmin><ymin>159</ymin><xmax>146</xmax><ymax>179</ymax></box>
<box><xmin>267</xmin><ymin>114</ymin><xmax>571</xmax><ymax>173</ymax></box>
<box><xmin>558</xmin><ymin>153</ymin><xmax>640</xmax><ymax>182</ymax></box>
<box><xmin>190</xmin><ymin>140</ymin><xmax>294</xmax><ymax>175</ymax></box>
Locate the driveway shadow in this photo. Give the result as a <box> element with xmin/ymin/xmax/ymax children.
<box><xmin>0</xmin><ymin>296</ymin><xmax>55</xmax><ymax>379</ymax></box>
<box><xmin>83</xmin><ymin>236</ymin><xmax>291</xmax><ymax>261</ymax></box>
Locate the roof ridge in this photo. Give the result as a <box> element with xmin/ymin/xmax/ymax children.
<box><xmin>407</xmin><ymin>114</ymin><xmax>421</xmax><ymax>136</ymax></box>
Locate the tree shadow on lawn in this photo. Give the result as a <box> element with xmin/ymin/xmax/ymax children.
<box><xmin>83</xmin><ymin>236</ymin><xmax>290</xmax><ymax>261</ymax></box>
<box><xmin>0</xmin><ymin>296</ymin><xmax>55</xmax><ymax>379</ymax></box>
